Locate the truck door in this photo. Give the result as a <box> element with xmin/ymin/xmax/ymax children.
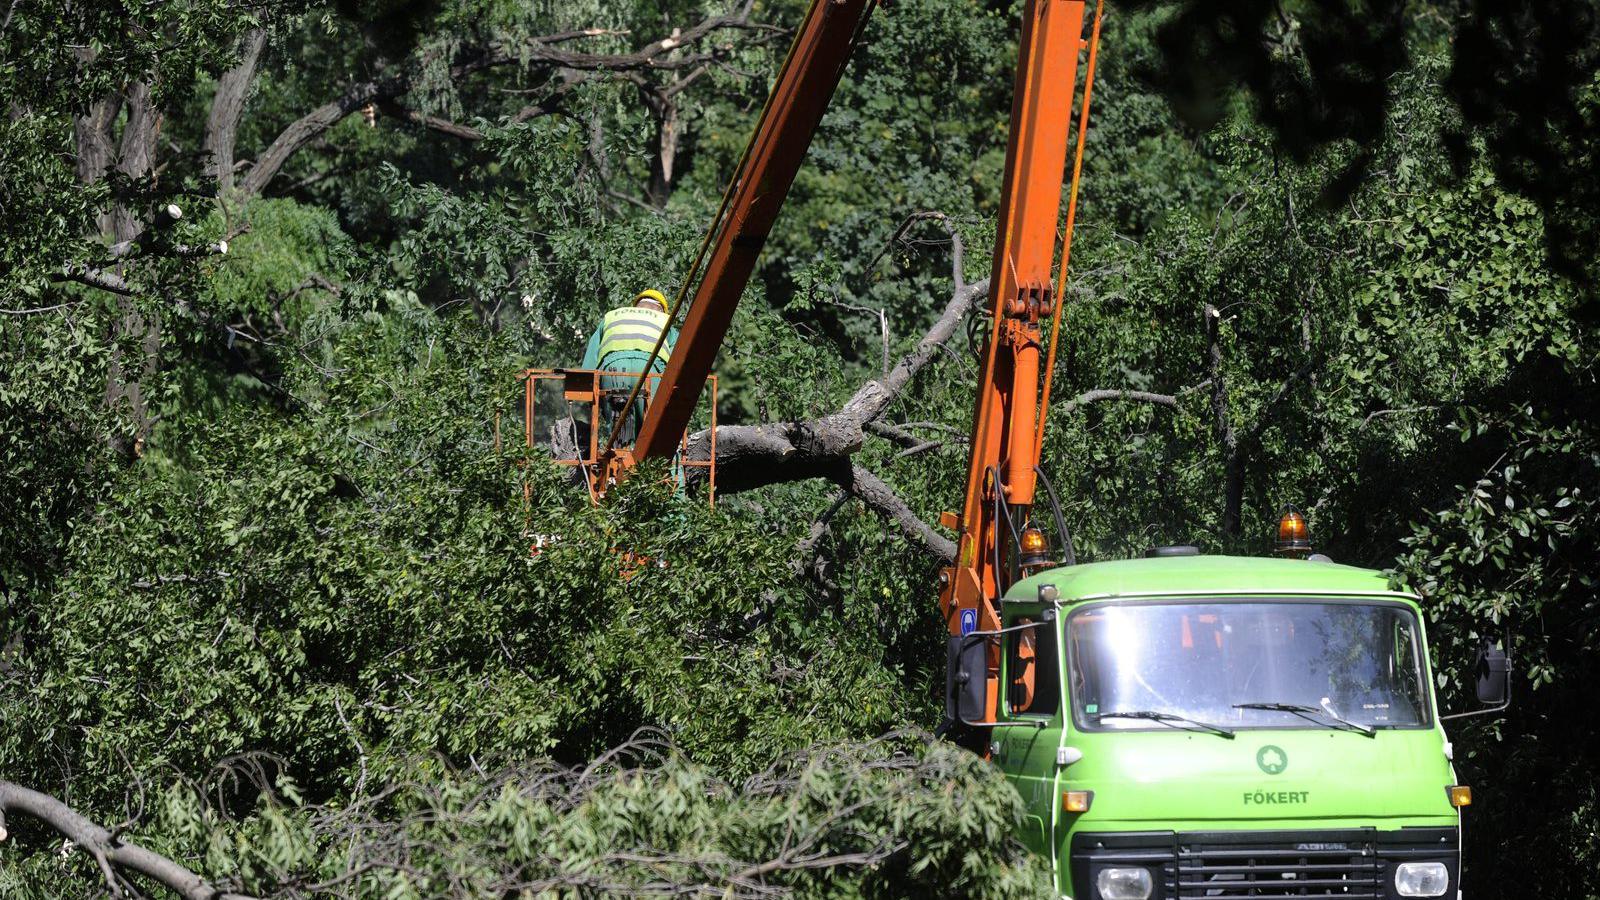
<box><xmin>995</xmin><ymin>608</ymin><xmax>1065</xmax><ymax>856</ymax></box>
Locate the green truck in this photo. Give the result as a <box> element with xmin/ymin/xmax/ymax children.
<box><xmin>981</xmin><ymin>551</ymin><xmax>1503</xmax><ymax>900</ymax></box>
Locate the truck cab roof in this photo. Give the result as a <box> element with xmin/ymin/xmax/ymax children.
<box><xmin>1007</xmin><ymin>554</ymin><xmax>1416</xmax><ymax>606</ymax></box>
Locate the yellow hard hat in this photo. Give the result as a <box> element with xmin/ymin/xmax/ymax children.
<box><xmin>634</xmin><ymin>289</ymin><xmax>670</xmax><ymax>312</ymax></box>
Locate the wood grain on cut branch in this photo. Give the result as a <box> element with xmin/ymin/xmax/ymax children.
<box><xmin>0</xmin><ymin>780</ymin><xmax>256</xmax><ymax>900</ymax></box>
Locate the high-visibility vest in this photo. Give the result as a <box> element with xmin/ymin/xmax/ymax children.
<box><xmin>597</xmin><ymin>306</ymin><xmax>671</xmax><ymax>365</ymax></box>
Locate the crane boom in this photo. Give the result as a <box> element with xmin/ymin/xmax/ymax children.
<box><xmin>940</xmin><ymin>0</ymin><xmax>1099</xmax><ymax>739</ymax></box>
<box><xmin>599</xmin><ymin>0</ymin><xmax>1102</xmax><ymax>742</ymax></box>
<box><xmin>615</xmin><ymin>0</ymin><xmax>879</xmax><ymax>471</ymax></box>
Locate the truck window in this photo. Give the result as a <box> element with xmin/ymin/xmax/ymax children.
<box><xmin>1068</xmin><ymin>600</ymin><xmax>1431</xmax><ymax>731</ymax></box>
<box><xmin>1007</xmin><ymin>617</ymin><xmax>1060</xmax><ymax>717</ymax></box>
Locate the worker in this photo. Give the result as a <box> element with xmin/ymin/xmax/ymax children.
<box><xmin>580</xmin><ymin>288</ymin><xmax>680</xmax><ymax>446</ymax></box>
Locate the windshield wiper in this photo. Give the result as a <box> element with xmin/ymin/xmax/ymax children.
<box><xmin>1097</xmin><ymin>710</ymin><xmax>1235</xmax><ymax>739</ymax></box>
<box><xmin>1233</xmin><ymin>702</ymin><xmax>1376</xmax><ymax>737</ymax></box>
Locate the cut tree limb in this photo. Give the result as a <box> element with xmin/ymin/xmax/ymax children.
<box><xmin>832</xmin><ymin>464</ymin><xmax>956</xmax><ymax>561</ymax></box>
<box><xmin>680</xmin><ymin>277</ymin><xmax>990</xmax><ymax>495</ymax></box>
<box><xmin>0</xmin><ymin>780</ymin><xmax>256</xmax><ymax>900</ymax></box>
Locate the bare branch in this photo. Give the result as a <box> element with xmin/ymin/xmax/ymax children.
<box><xmin>1058</xmin><ymin>388</ymin><xmax>1183</xmax><ymax>414</ymax></box>
<box><xmin>54</xmin><ymin>263</ymin><xmax>134</xmax><ymax>295</ymax></box>
<box><xmin>842</xmin><ymin>276</ymin><xmax>988</xmax><ymax>424</ymax></box>
<box><xmin>832</xmin><ymin>465</ymin><xmax>955</xmax><ymax>562</ymax></box>
<box><xmin>237</xmin><ymin>73</ymin><xmax>408</xmax><ymax>198</ymax></box>
<box><xmin>377</xmin><ymin>100</ymin><xmax>485</xmax><ymax>141</ymax></box>
<box><xmin>238</xmin><ymin>7</ymin><xmax>767</xmax><ymax>198</ymax></box>
<box><xmin>681</xmin><ymin>276</ymin><xmax>988</xmax><ymax>496</ymax></box>
<box><xmin>0</xmin><ymin>780</ymin><xmax>257</xmax><ymax>900</ymax></box>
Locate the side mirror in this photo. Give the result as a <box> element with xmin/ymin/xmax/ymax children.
<box><xmin>945</xmin><ymin>635</ymin><xmax>988</xmax><ymax>723</ymax></box>
<box><xmin>1475</xmin><ymin>642</ymin><xmax>1510</xmax><ymax>706</ymax></box>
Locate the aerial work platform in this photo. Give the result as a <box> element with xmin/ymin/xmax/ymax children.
<box><xmin>516</xmin><ymin>368</ymin><xmax>718</xmax><ymax>506</ymax></box>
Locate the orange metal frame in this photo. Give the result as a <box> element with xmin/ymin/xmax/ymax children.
<box><xmin>591</xmin><ymin>0</ymin><xmax>879</xmax><ymax>491</ymax></box>
<box><xmin>561</xmin><ymin>0</ymin><xmax>1104</xmax><ymax>738</ymax></box>
<box><xmin>938</xmin><ymin>0</ymin><xmax>1104</xmax><ymax>731</ymax></box>
<box><xmin>520</xmin><ymin>368</ymin><xmax>717</xmax><ymax>506</ymax></box>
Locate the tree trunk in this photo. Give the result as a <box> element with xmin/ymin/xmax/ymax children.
<box><xmin>205</xmin><ymin>28</ymin><xmax>267</xmax><ymax>195</ymax></box>
<box><xmin>1205</xmin><ymin>304</ymin><xmax>1243</xmax><ymax>537</ymax></box>
<box><xmin>73</xmin><ymin>93</ymin><xmax>121</xmax><ymax>237</ymax></box>
<box><xmin>102</xmin><ymin>82</ymin><xmax>162</xmax><ymax>455</ymax></box>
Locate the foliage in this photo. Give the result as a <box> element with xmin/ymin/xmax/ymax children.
<box><xmin>2</xmin><ymin>0</ymin><xmax>1598</xmax><ymax>897</ymax></box>
<box><xmin>4</xmin><ymin>735</ymin><xmax>1049</xmax><ymax>899</ymax></box>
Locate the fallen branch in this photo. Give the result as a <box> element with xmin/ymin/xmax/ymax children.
<box><xmin>832</xmin><ymin>464</ymin><xmax>955</xmax><ymax>561</ymax></box>
<box><xmin>0</xmin><ymin>780</ymin><xmax>256</xmax><ymax>900</ymax></box>
<box><xmin>681</xmin><ymin>276</ymin><xmax>989</xmax><ymax>494</ymax></box>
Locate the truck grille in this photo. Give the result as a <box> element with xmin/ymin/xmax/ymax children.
<box><xmin>1171</xmin><ymin>841</ymin><xmax>1382</xmax><ymax>898</ymax></box>
<box><xmin>1070</xmin><ymin>828</ymin><xmax>1457</xmax><ymax>900</ymax></box>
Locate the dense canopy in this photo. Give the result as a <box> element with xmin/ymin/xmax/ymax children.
<box><xmin>1</xmin><ymin>0</ymin><xmax>1596</xmax><ymax>897</ymax></box>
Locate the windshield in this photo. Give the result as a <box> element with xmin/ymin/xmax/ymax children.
<box><xmin>1068</xmin><ymin>600</ymin><xmax>1430</xmax><ymax>731</ymax></box>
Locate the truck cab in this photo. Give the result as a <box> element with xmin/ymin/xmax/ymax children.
<box><xmin>991</xmin><ymin>554</ymin><xmax>1466</xmax><ymax>900</ymax></box>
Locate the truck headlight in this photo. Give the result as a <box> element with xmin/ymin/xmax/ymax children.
<box><xmin>1393</xmin><ymin>861</ymin><xmax>1449</xmax><ymax>897</ymax></box>
<box><xmin>1096</xmin><ymin>867</ymin><xmax>1153</xmax><ymax>900</ymax></box>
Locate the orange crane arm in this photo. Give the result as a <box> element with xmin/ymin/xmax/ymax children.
<box><xmin>600</xmin><ymin>0</ymin><xmax>1103</xmax><ymax>740</ymax></box>
<box><xmin>615</xmin><ymin>0</ymin><xmax>880</xmax><ymax>468</ymax></box>
<box><xmin>941</xmin><ymin>0</ymin><xmax>1102</xmax><ymax>739</ymax></box>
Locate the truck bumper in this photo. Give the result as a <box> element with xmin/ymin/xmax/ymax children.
<box><xmin>1068</xmin><ymin>826</ymin><xmax>1459</xmax><ymax>899</ymax></box>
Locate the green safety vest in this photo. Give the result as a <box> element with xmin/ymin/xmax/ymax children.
<box><xmin>598</xmin><ymin>306</ymin><xmax>671</xmax><ymax>364</ymax></box>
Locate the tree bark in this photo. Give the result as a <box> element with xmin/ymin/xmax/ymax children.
<box><xmin>238</xmin><ymin>74</ymin><xmax>407</xmax><ymax>198</ymax></box>
<box><xmin>94</xmin><ymin>82</ymin><xmax>164</xmax><ymax>456</ymax></box>
<box><xmin>113</xmin><ymin>81</ymin><xmax>159</xmax><ymax>243</ymax></box>
<box><xmin>0</xmin><ymin>780</ymin><xmax>256</xmax><ymax>900</ymax></box>
<box><xmin>377</xmin><ymin>100</ymin><xmax>485</xmax><ymax>141</ymax></box>
<box><xmin>646</xmin><ymin>91</ymin><xmax>679</xmax><ymax>207</ymax></box>
<box><xmin>1204</xmin><ymin>304</ymin><xmax>1244</xmax><ymax>537</ymax></box>
<box><xmin>204</xmin><ymin>28</ymin><xmax>267</xmax><ymax>194</ymax></box>
<box><xmin>74</xmin><ymin>93</ymin><xmax>121</xmax><ymax>236</ymax></box>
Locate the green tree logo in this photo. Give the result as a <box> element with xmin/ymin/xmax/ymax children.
<box><xmin>1257</xmin><ymin>745</ymin><xmax>1289</xmax><ymax>775</ymax></box>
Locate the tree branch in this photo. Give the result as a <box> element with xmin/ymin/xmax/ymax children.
<box><xmin>238</xmin><ymin>6</ymin><xmax>766</xmax><ymax>198</ymax></box>
<box><xmin>376</xmin><ymin>100</ymin><xmax>485</xmax><ymax>141</ymax></box>
<box><xmin>237</xmin><ymin>73</ymin><xmax>409</xmax><ymax>198</ymax></box>
<box><xmin>0</xmin><ymin>780</ymin><xmax>256</xmax><ymax>900</ymax></box>
<box><xmin>54</xmin><ymin>263</ymin><xmax>135</xmax><ymax>295</ymax></box>
<box><xmin>681</xmin><ymin>276</ymin><xmax>988</xmax><ymax>494</ymax></box>
<box><xmin>205</xmin><ymin>28</ymin><xmax>267</xmax><ymax>194</ymax></box>
<box><xmin>831</xmin><ymin>464</ymin><xmax>955</xmax><ymax>562</ymax></box>
<box><xmin>1061</xmin><ymin>388</ymin><xmax>1179</xmax><ymax>413</ymax></box>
